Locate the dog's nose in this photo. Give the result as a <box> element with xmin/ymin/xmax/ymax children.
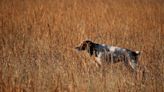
<box><xmin>75</xmin><ymin>47</ymin><xmax>80</xmax><ymax>51</ymax></box>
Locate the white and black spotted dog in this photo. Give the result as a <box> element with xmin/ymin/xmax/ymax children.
<box><xmin>75</xmin><ymin>40</ymin><xmax>140</xmax><ymax>70</ymax></box>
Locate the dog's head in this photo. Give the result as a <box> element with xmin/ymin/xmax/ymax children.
<box><xmin>75</xmin><ymin>40</ymin><xmax>95</xmax><ymax>56</ymax></box>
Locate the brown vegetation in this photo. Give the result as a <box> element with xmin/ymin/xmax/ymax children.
<box><xmin>0</xmin><ymin>0</ymin><xmax>163</xmax><ymax>92</ymax></box>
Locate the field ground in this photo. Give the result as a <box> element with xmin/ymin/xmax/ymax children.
<box><xmin>0</xmin><ymin>0</ymin><xmax>164</xmax><ymax>92</ymax></box>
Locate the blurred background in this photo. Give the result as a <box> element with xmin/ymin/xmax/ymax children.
<box><xmin>0</xmin><ymin>0</ymin><xmax>163</xmax><ymax>92</ymax></box>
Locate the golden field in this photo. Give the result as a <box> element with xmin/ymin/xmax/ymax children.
<box><xmin>0</xmin><ymin>0</ymin><xmax>163</xmax><ymax>92</ymax></box>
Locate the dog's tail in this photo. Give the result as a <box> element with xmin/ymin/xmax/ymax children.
<box><xmin>135</xmin><ymin>51</ymin><xmax>140</xmax><ymax>55</ymax></box>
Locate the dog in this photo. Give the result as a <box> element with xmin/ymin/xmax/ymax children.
<box><xmin>75</xmin><ymin>40</ymin><xmax>140</xmax><ymax>70</ymax></box>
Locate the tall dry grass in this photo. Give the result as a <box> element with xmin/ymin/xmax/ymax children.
<box><xmin>0</xmin><ymin>0</ymin><xmax>163</xmax><ymax>92</ymax></box>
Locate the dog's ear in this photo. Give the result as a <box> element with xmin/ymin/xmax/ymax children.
<box><xmin>86</xmin><ymin>42</ymin><xmax>94</xmax><ymax>56</ymax></box>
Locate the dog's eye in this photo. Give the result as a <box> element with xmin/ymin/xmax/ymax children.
<box><xmin>81</xmin><ymin>43</ymin><xmax>87</xmax><ymax>50</ymax></box>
